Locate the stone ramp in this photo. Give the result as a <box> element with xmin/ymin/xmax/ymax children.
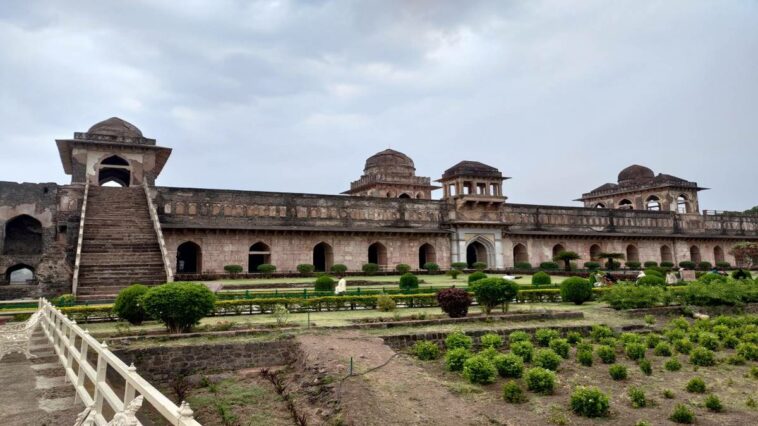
<box><xmin>0</xmin><ymin>332</ymin><xmax>82</xmax><ymax>426</ymax></box>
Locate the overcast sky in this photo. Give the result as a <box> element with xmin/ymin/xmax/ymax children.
<box><xmin>1</xmin><ymin>0</ymin><xmax>756</xmax><ymax>211</ymax></box>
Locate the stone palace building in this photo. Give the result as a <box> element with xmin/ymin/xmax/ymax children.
<box><xmin>1</xmin><ymin>117</ymin><xmax>756</xmax><ymax>299</ymax></box>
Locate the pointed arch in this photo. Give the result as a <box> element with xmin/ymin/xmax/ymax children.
<box><xmin>398</xmin><ymin>193</ymin><xmax>411</xmax><ymax>199</ymax></box>
<box><xmin>618</xmin><ymin>199</ymin><xmax>633</xmax><ymax>209</ymax></box>
<box><xmin>3</xmin><ymin>214</ymin><xmax>43</xmax><ymax>255</ymax></box>
<box><xmin>176</xmin><ymin>241</ymin><xmax>201</xmax><ymax>274</ymax></box>
<box><xmin>5</xmin><ymin>264</ymin><xmax>35</xmax><ymax>284</ymax></box>
<box><xmin>590</xmin><ymin>244</ymin><xmax>602</xmax><ymax>260</ymax></box>
<box><xmin>552</xmin><ymin>244</ymin><xmax>566</xmax><ymax>258</ymax></box>
<box><xmin>248</xmin><ymin>242</ymin><xmax>271</xmax><ymax>273</ymax></box>
<box><xmin>677</xmin><ymin>195</ymin><xmax>688</xmax><ymax>214</ymax></box>
<box><xmin>513</xmin><ymin>243</ymin><xmax>529</xmax><ymax>264</ymax></box>
<box><xmin>713</xmin><ymin>245</ymin><xmax>725</xmax><ymax>264</ymax></box>
<box><xmin>418</xmin><ymin>243</ymin><xmax>436</xmax><ymax>268</ymax></box>
<box><xmin>466</xmin><ymin>236</ymin><xmax>495</xmax><ymax>268</ymax></box>
<box><xmin>626</xmin><ymin>244</ymin><xmax>640</xmax><ymax>263</ymax></box>
<box><xmin>313</xmin><ymin>242</ymin><xmax>334</xmax><ymax>272</ymax></box>
<box><xmin>98</xmin><ymin>155</ymin><xmax>131</xmax><ymax>187</ymax></box>
<box><xmin>690</xmin><ymin>245</ymin><xmax>701</xmax><ymax>264</ymax></box>
<box><xmin>368</xmin><ymin>242</ymin><xmax>388</xmax><ymax>268</ymax></box>
<box><xmin>101</xmin><ymin>155</ymin><xmax>129</xmax><ymax>166</ymax></box>
<box><xmin>660</xmin><ymin>245</ymin><xmax>673</xmax><ymax>263</ymax></box>
<box><xmin>645</xmin><ymin>195</ymin><xmax>661</xmax><ymax>211</ymax></box>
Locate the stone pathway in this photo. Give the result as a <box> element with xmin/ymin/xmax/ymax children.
<box><xmin>0</xmin><ymin>331</ymin><xmax>82</xmax><ymax>426</ymax></box>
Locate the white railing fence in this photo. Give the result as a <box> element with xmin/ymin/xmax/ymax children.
<box><xmin>72</xmin><ymin>180</ymin><xmax>90</xmax><ymax>296</ymax></box>
<box><xmin>142</xmin><ymin>181</ymin><xmax>174</xmax><ymax>283</ymax></box>
<box><xmin>37</xmin><ymin>298</ymin><xmax>200</xmax><ymax>426</ymax></box>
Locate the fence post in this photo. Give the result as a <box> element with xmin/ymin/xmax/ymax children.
<box><xmin>123</xmin><ymin>363</ymin><xmax>137</xmax><ymax>407</ymax></box>
<box><xmin>93</xmin><ymin>342</ymin><xmax>108</xmax><ymax>414</ymax></box>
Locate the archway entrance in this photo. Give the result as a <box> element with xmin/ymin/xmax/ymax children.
<box><xmin>248</xmin><ymin>242</ymin><xmax>271</xmax><ymax>273</ymax></box>
<box><xmin>176</xmin><ymin>241</ymin><xmax>201</xmax><ymax>274</ymax></box>
<box><xmin>552</xmin><ymin>244</ymin><xmax>566</xmax><ymax>258</ymax></box>
<box><xmin>714</xmin><ymin>246</ymin><xmax>724</xmax><ymax>264</ymax></box>
<box><xmin>98</xmin><ymin>155</ymin><xmax>131</xmax><ymax>187</ymax></box>
<box><xmin>5</xmin><ymin>264</ymin><xmax>35</xmax><ymax>284</ymax></box>
<box><xmin>313</xmin><ymin>242</ymin><xmax>333</xmax><ymax>272</ymax></box>
<box><xmin>660</xmin><ymin>245</ymin><xmax>673</xmax><ymax>263</ymax></box>
<box><xmin>690</xmin><ymin>246</ymin><xmax>701</xmax><ymax>264</ymax></box>
<box><xmin>466</xmin><ymin>240</ymin><xmax>489</xmax><ymax>268</ymax></box>
<box><xmin>590</xmin><ymin>244</ymin><xmax>602</xmax><ymax>260</ymax></box>
<box><xmin>513</xmin><ymin>244</ymin><xmax>529</xmax><ymax>264</ymax></box>
<box><xmin>368</xmin><ymin>242</ymin><xmax>387</xmax><ymax>268</ymax></box>
<box><xmin>419</xmin><ymin>243</ymin><xmax>436</xmax><ymax>268</ymax></box>
<box><xmin>3</xmin><ymin>215</ymin><xmax>43</xmax><ymax>255</ymax></box>
<box><xmin>626</xmin><ymin>245</ymin><xmax>640</xmax><ymax>263</ymax></box>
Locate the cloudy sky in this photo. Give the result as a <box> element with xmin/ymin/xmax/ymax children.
<box><xmin>1</xmin><ymin>0</ymin><xmax>756</xmax><ymax>211</ymax></box>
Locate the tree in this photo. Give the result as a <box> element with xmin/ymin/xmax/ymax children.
<box><xmin>470</xmin><ymin>278</ymin><xmax>520</xmax><ymax>314</ymax></box>
<box><xmin>744</xmin><ymin>206</ymin><xmax>758</xmax><ymax>215</ymax></box>
<box><xmin>729</xmin><ymin>242</ymin><xmax>758</xmax><ymax>268</ymax></box>
<box><xmin>597</xmin><ymin>252</ymin><xmax>625</xmax><ymax>270</ymax></box>
<box><xmin>553</xmin><ymin>251</ymin><xmax>581</xmax><ymax>272</ymax></box>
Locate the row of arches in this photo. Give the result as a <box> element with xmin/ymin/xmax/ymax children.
<box><xmin>594</xmin><ymin>194</ymin><xmax>689</xmax><ymax>213</ymax></box>
<box><xmin>512</xmin><ymin>243</ymin><xmax>726</xmax><ymax>266</ymax></box>
<box><xmin>174</xmin><ymin>241</ymin><xmax>439</xmax><ymax>274</ymax></box>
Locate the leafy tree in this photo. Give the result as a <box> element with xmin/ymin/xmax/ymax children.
<box><xmin>553</xmin><ymin>251</ymin><xmax>581</xmax><ymax>272</ymax></box>
<box><xmin>597</xmin><ymin>252</ymin><xmax>625</xmax><ymax>270</ymax></box>
<box><xmin>470</xmin><ymin>278</ymin><xmax>519</xmax><ymax>314</ymax></box>
<box><xmin>141</xmin><ymin>282</ymin><xmax>216</xmax><ymax>333</ymax></box>
<box><xmin>113</xmin><ymin>284</ymin><xmax>149</xmax><ymax>325</ymax></box>
<box><xmin>744</xmin><ymin>206</ymin><xmax>758</xmax><ymax>215</ymax></box>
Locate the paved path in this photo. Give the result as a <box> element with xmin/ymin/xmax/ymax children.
<box><xmin>0</xmin><ymin>331</ymin><xmax>82</xmax><ymax>425</ymax></box>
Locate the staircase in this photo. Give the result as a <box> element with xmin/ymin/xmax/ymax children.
<box><xmin>76</xmin><ymin>186</ymin><xmax>168</xmax><ymax>300</ymax></box>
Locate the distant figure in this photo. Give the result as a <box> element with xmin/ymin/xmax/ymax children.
<box><xmin>665</xmin><ymin>271</ymin><xmax>678</xmax><ymax>285</ymax></box>
<box><xmin>335</xmin><ymin>277</ymin><xmax>347</xmax><ymax>295</ymax></box>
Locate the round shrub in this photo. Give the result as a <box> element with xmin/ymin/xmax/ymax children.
<box><xmin>686</xmin><ymin>377</ymin><xmax>706</xmax><ymax>393</ymax></box>
<box><xmin>715</xmin><ymin>261</ymin><xmax>731</xmax><ymax>269</ymax></box>
<box><xmin>669</xmin><ymin>404</ymin><xmax>695</xmax><ymax>424</ymax></box>
<box><xmin>445</xmin><ymin>330</ymin><xmax>473</xmax><ymax>350</ymax></box>
<box><xmin>376</xmin><ymin>294</ymin><xmax>396</xmax><ymax>312</ymax></box>
<box><xmin>704</xmin><ymin>394</ymin><xmax>723</xmax><ymax>412</ymax></box>
<box><xmin>698</xmin><ymin>332</ymin><xmax>720</xmax><ymax>351</ymax></box>
<box><xmin>566</xmin><ymin>331</ymin><xmax>583</xmax><ymax>345</ymax></box>
<box><xmin>141</xmin><ymin>282</ymin><xmax>216</xmax><ymax>333</ymax></box>
<box><xmin>679</xmin><ymin>261</ymin><xmax>696</xmax><ymax>270</ymax></box>
<box><xmin>525</xmin><ymin>367</ymin><xmax>556</xmax><ymax>394</ymax></box>
<box><xmin>560</xmin><ymin>277</ymin><xmax>592</xmax><ymax>305</ymax></box>
<box><xmin>609</xmin><ymin>364</ymin><xmax>628</xmax><ymax>380</ymax></box>
<box><xmin>445</xmin><ymin>347</ymin><xmax>471</xmax><ymax>371</ymax></box>
<box><xmin>510</xmin><ymin>341</ymin><xmax>534</xmax><ymax>363</ymax></box>
<box><xmin>362</xmin><ymin>263</ymin><xmax>379</xmax><ymax>275</ymax></box>
<box><xmin>674</xmin><ymin>338</ymin><xmax>694</xmax><ymax>354</ymax></box>
<box><xmin>625</xmin><ymin>343</ymin><xmax>647</xmax><ymax>361</ymax></box>
<box><xmin>584</xmin><ymin>261</ymin><xmax>601</xmax><ymax>271</ymax></box>
<box><xmin>732</xmin><ymin>269</ymin><xmax>752</xmax><ymax>280</ymax></box>
<box><xmin>52</xmin><ymin>294</ymin><xmax>76</xmax><ymax>307</ymax></box>
<box><xmin>462</xmin><ymin>355</ymin><xmax>497</xmax><ymax>384</ymax></box>
<box><xmin>539</xmin><ymin>261</ymin><xmax>560</xmax><ymax>271</ymax></box>
<box><xmin>639</xmin><ymin>359</ymin><xmax>652</xmax><ymax>376</ymax></box>
<box><xmin>399</xmin><ymin>273</ymin><xmax>419</xmax><ymax>291</ymax></box>
<box><xmin>596</xmin><ymin>345</ymin><xmax>616</xmax><ymax>364</ymax></box>
<box><xmin>722</xmin><ymin>334</ymin><xmax>740</xmax><ymax>349</ymax></box>
<box><xmin>470</xmin><ymin>278</ymin><xmax>519</xmax><ymax>314</ymax></box>
<box><xmin>531</xmin><ymin>271</ymin><xmax>552</xmax><ymax>286</ymax></box>
<box><xmin>502</xmin><ymin>380</ymin><xmax>527</xmax><ymax>403</ymax></box>
<box><xmin>478</xmin><ymin>347</ymin><xmax>499</xmax><ymax>360</ymax></box>
<box><xmin>257</xmin><ymin>263</ymin><xmax>276</xmax><ymax>274</ymax></box>
<box><xmin>422</xmin><ymin>262</ymin><xmax>439</xmax><ymax>272</ymax></box>
<box><xmin>654</xmin><ymin>342</ymin><xmax>672</xmax><ymax>357</ymax></box>
<box><xmin>644</xmin><ymin>261</ymin><xmax>659</xmax><ymax>268</ymax></box>
<box><xmin>549</xmin><ymin>338</ymin><xmax>570</xmax><ymax>359</ymax></box>
<box><xmin>621</xmin><ymin>332</ymin><xmax>643</xmax><ymax>345</ymax></box>
<box><xmin>436</xmin><ymin>288</ymin><xmax>472</xmax><ymax>318</ymax></box>
<box><xmin>533</xmin><ymin>348</ymin><xmax>562</xmax><ymax>371</ymax></box>
<box><xmin>509</xmin><ymin>330</ymin><xmax>531</xmax><ymax>344</ymax></box>
<box><xmin>113</xmin><ymin>284</ymin><xmax>149</xmax><ymax>325</ymax></box>
<box><xmin>591</xmin><ymin>325</ymin><xmax>615</xmax><ymax>342</ymax></box>
<box><xmin>296</xmin><ymin>264</ymin><xmax>314</xmax><ymax>275</ymax></box>
<box><xmin>395</xmin><ymin>263</ymin><xmax>411</xmax><ymax>274</ymax></box>
<box><xmin>577</xmin><ymin>349</ymin><xmax>593</xmax><ymax>366</ymax></box>
<box><xmin>660</xmin><ymin>261</ymin><xmax>675</xmax><ymax>268</ymax></box>
<box><xmin>646</xmin><ymin>333</ymin><xmax>661</xmax><ymax>348</ymax></box>
<box><xmin>467</xmin><ymin>271</ymin><xmax>488</xmax><ymax>284</ymax></box>
<box><xmin>626</xmin><ymin>261</ymin><xmax>642</xmax><ymax>270</ymax></box>
<box><xmin>628</xmin><ymin>386</ymin><xmax>647</xmax><ymax>408</ymax></box>
<box><xmin>514</xmin><ymin>261</ymin><xmax>532</xmax><ymax>270</ymax></box>
<box><xmin>314</xmin><ymin>275</ymin><xmax>336</xmax><ymax>292</ymax></box>
<box><xmin>413</xmin><ymin>340</ymin><xmax>440</xmax><ymax>360</ymax></box>
<box><xmin>698</xmin><ymin>261</ymin><xmax>713</xmax><ymax>271</ymax></box>
<box><xmin>330</xmin><ymin>264</ymin><xmax>348</xmax><ymax>275</ymax></box>
<box><xmin>737</xmin><ymin>342</ymin><xmax>758</xmax><ymax>361</ymax></box>
<box><xmin>665</xmin><ymin>358</ymin><xmax>682</xmax><ymax>371</ymax></box>
<box><xmin>535</xmin><ymin>328</ymin><xmax>560</xmax><ymax>346</ymax></box>
<box><xmin>451</xmin><ymin>262</ymin><xmax>468</xmax><ymax>270</ymax></box>
<box><xmin>570</xmin><ymin>386</ymin><xmax>610</xmax><ymax>418</ymax></box>
<box><xmin>472</xmin><ymin>261</ymin><xmax>487</xmax><ymax>271</ymax></box>
<box><xmin>447</xmin><ymin>269</ymin><xmax>460</xmax><ymax>279</ymax></box>
<box><xmin>689</xmin><ymin>347</ymin><xmax>715</xmax><ymax>366</ymax></box>
<box><xmin>493</xmin><ymin>353</ymin><xmax>524</xmax><ymax>378</ymax></box>
<box><xmin>637</xmin><ymin>275</ymin><xmax>665</xmax><ymax>286</ymax></box>
<box><xmin>480</xmin><ymin>333</ymin><xmax>503</xmax><ymax>349</ymax></box>
<box><xmin>223</xmin><ymin>264</ymin><xmax>243</xmax><ymax>274</ymax></box>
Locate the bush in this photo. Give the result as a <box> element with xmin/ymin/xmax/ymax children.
<box><xmin>596</xmin><ymin>345</ymin><xmax>616</xmax><ymax>364</ymax></box>
<box><xmin>577</xmin><ymin>349</ymin><xmax>593</xmax><ymax>366</ymax></box>
<box><xmin>502</xmin><ymin>380</ymin><xmax>527</xmax><ymax>403</ymax></box>
<box><xmin>509</xmin><ymin>330</ymin><xmax>531</xmax><ymax>344</ymax></box>
<box><xmin>330</xmin><ymin>264</ymin><xmax>348</xmax><ymax>275</ymax></box>
<box><xmin>665</xmin><ymin>357</ymin><xmax>682</xmax><ymax>371</ymax></box>
<box><xmin>399</xmin><ymin>273</ymin><xmax>419</xmax><ymax>291</ymax></box>
<box><xmin>141</xmin><ymin>282</ymin><xmax>216</xmax><ymax>333</ymax></box>
<box><xmin>445</xmin><ymin>330</ymin><xmax>473</xmax><ymax>350</ymax></box>
<box><xmin>698</xmin><ymin>261</ymin><xmax>713</xmax><ymax>271</ymax></box>
<box><xmin>698</xmin><ymin>332</ymin><xmax>720</xmax><ymax>351</ymax></box>
<box><xmin>737</xmin><ymin>342</ymin><xmax>758</xmax><ymax>361</ymax></box>
<box><xmin>445</xmin><ymin>347</ymin><xmax>471</xmax><ymax>371</ymax></box>
<box><xmin>602</xmin><ymin>284</ymin><xmax>664</xmax><ymax>309</ymax></box>
<box><xmin>679</xmin><ymin>261</ymin><xmax>696</xmax><ymax>270</ymax></box>
<box><xmin>52</xmin><ymin>294</ymin><xmax>76</xmax><ymax>307</ymax></box>
<box><xmin>297</xmin><ymin>264</ymin><xmax>314</xmax><ymax>275</ymax></box>
<box><xmin>549</xmin><ymin>338</ymin><xmax>570</xmax><ymax>359</ymax></box>
<box><xmin>376</xmin><ymin>294</ymin><xmax>396</xmax><ymax>312</ymax></box>
<box><xmin>609</xmin><ymin>364</ymin><xmax>628</xmax><ymax>380</ymax></box>
<box><xmin>467</xmin><ymin>271</ymin><xmax>488</xmax><ymax>284</ymax></box>
<box><xmin>685</xmin><ymin>377</ymin><xmax>706</xmax><ymax>394</ymax></box>
<box><xmin>472</xmin><ymin>261</ymin><xmax>487</xmax><ymax>271</ymax></box>
<box><xmin>654</xmin><ymin>342</ymin><xmax>672</xmax><ymax>356</ymax></box>
<box><xmin>591</xmin><ymin>324</ymin><xmax>615</xmax><ymax>342</ymax></box>
<box><xmin>436</xmin><ymin>288</ymin><xmax>472</xmax><ymax>318</ymax></box>
<box><xmin>533</xmin><ymin>348</ymin><xmax>562</xmax><ymax>371</ymax></box>
<box><xmin>478</xmin><ymin>347</ymin><xmax>499</xmax><ymax>360</ymax></box>
<box><xmin>223</xmin><ymin>264</ymin><xmax>243</xmax><ymax>274</ymax></box>
<box><xmin>732</xmin><ymin>269</ymin><xmax>752</xmax><ymax>280</ymax></box>
<box><xmin>462</xmin><ymin>355</ymin><xmax>497</xmax><ymax>384</ymax></box>
<box><xmin>480</xmin><ymin>333</ymin><xmax>503</xmax><ymax>349</ymax></box>
<box><xmin>689</xmin><ymin>347</ymin><xmax>715</xmax><ymax>366</ymax></box>
<box><xmin>470</xmin><ymin>278</ymin><xmax>519</xmax><ymax>314</ymax></box>
<box><xmin>625</xmin><ymin>343</ymin><xmax>647</xmax><ymax>360</ymax></box>
<box><xmin>395</xmin><ymin>263</ymin><xmax>411</xmax><ymax>274</ymax></box>
<box><xmin>683</xmin><ymin>279</ymin><xmax>758</xmax><ymax>306</ymax></box>
<box><xmin>664</xmin><ymin>389</ymin><xmax>675</xmax><ymax>399</ymax></box>
<box><xmin>362</xmin><ymin>263</ymin><xmax>379</xmax><ymax>275</ymax></box>
<box><xmin>570</xmin><ymin>386</ymin><xmax>610</xmax><ymax>418</ymax></box>
<box><xmin>670</xmin><ymin>404</ymin><xmax>695</xmax><ymax>424</ymax></box>
<box><xmin>494</xmin><ymin>353</ymin><xmax>524</xmax><ymax>378</ymax></box>
<box><xmin>314</xmin><ymin>275</ymin><xmax>336</xmax><ymax>292</ymax></box>
<box><xmin>422</xmin><ymin>262</ymin><xmax>440</xmax><ymax>272</ymax></box>
<box><xmin>451</xmin><ymin>262</ymin><xmax>468</xmax><ymax>270</ymax></box>
<box><xmin>716</xmin><ymin>261</ymin><xmax>731</xmax><ymax>269</ymax></box>
<box><xmin>514</xmin><ymin>262</ymin><xmax>532</xmax><ymax>270</ymax></box>
<box><xmin>705</xmin><ymin>394</ymin><xmax>723</xmax><ymax>412</ymax></box>
<box><xmin>539</xmin><ymin>261</ymin><xmax>560</xmax><ymax>271</ymax></box>
<box><xmin>525</xmin><ymin>367</ymin><xmax>556</xmax><ymax>394</ymax></box>
<box><xmin>560</xmin><ymin>277</ymin><xmax>592</xmax><ymax>305</ymax></box>
<box><xmin>257</xmin><ymin>263</ymin><xmax>276</xmax><ymax>274</ymax></box>
<box><xmin>511</xmin><ymin>341</ymin><xmax>534</xmax><ymax>363</ymax></box>
<box><xmin>674</xmin><ymin>338</ymin><xmax>694</xmax><ymax>354</ymax></box>
<box><xmin>113</xmin><ymin>284</ymin><xmax>149</xmax><ymax>325</ymax></box>
<box><xmin>531</xmin><ymin>271</ymin><xmax>552</xmax><ymax>286</ymax></box>
<box><xmin>566</xmin><ymin>331</ymin><xmax>583</xmax><ymax>345</ymax></box>
<box><xmin>639</xmin><ymin>359</ymin><xmax>652</xmax><ymax>376</ymax></box>
<box><xmin>645</xmin><ymin>333</ymin><xmax>661</xmax><ymax>348</ymax></box>
<box><xmin>644</xmin><ymin>261</ymin><xmax>659</xmax><ymax>268</ymax></box>
<box><xmin>629</xmin><ymin>386</ymin><xmax>647</xmax><ymax>408</ymax></box>
<box><xmin>637</xmin><ymin>275</ymin><xmax>666</xmax><ymax>286</ymax></box>
<box><xmin>626</xmin><ymin>261</ymin><xmax>642</xmax><ymax>270</ymax></box>
<box><xmin>446</xmin><ymin>269</ymin><xmax>460</xmax><ymax>279</ymax></box>
<box><xmin>413</xmin><ymin>340</ymin><xmax>440</xmax><ymax>360</ymax></box>
<box><xmin>659</xmin><ymin>261</ymin><xmax>674</xmax><ymax>268</ymax></box>
<box><xmin>535</xmin><ymin>328</ymin><xmax>560</xmax><ymax>346</ymax></box>
<box><xmin>584</xmin><ymin>261</ymin><xmax>601</xmax><ymax>271</ymax></box>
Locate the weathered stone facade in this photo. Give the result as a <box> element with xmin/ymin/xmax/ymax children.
<box><xmin>1</xmin><ymin>117</ymin><xmax>757</xmax><ymax>297</ymax></box>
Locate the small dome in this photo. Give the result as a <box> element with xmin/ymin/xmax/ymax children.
<box><xmin>618</xmin><ymin>164</ymin><xmax>654</xmax><ymax>184</ymax></box>
<box><xmin>364</xmin><ymin>149</ymin><xmax>415</xmax><ymax>177</ymax></box>
<box><xmin>442</xmin><ymin>161</ymin><xmax>502</xmax><ymax>180</ymax></box>
<box><xmin>88</xmin><ymin>117</ymin><xmax>143</xmax><ymax>138</ymax></box>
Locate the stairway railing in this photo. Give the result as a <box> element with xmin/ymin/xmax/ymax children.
<box><xmin>38</xmin><ymin>298</ymin><xmax>200</xmax><ymax>425</ymax></box>
<box><xmin>143</xmin><ymin>181</ymin><xmax>174</xmax><ymax>282</ymax></box>
<box><xmin>72</xmin><ymin>181</ymin><xmax>90</xmax><ymax>296</ymax></box>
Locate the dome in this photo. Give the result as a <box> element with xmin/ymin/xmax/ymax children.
<box><xmin>364</xmin><ymin>149</ymin><xmax>415</xmax><ymax>177</ymax></box>
<box><xmin>618</xmin><ymin>164</ymin><xmax>654</xmax><ymax>184</ymax></box>
<box><xmin>88</xmin><ymin>117</ymin><xmax>143</xmax><ymax>138</ymax></box>
<box><xmin>442</xmin><ymin>161</ymin><xmax>502</xmax><ymax>180</ymax></box>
